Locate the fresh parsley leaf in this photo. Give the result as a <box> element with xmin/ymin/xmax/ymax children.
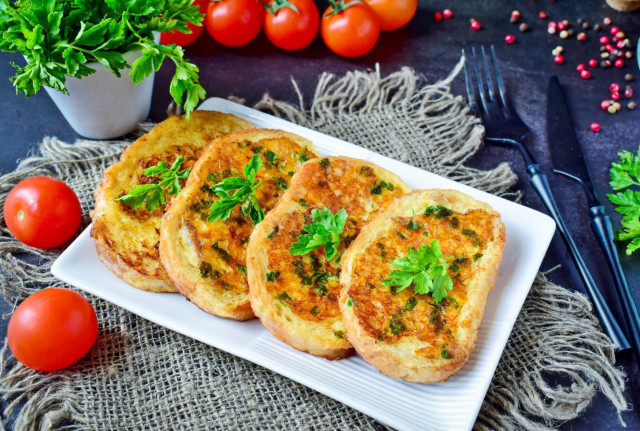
<box><xmin>382</xmin><ymin>240</ymin><xmax>454</xmax><ymax>303</ymax></box>
<box><xmin>208</xmin><ymin>155</ymin><xmax>265</xmax><ymax>224</ymax></box>
<box><xmin>0</xmin><ymin>0</ymin><xmax>205</xmax><ymax>116</ymax></box>
<box><xmin>608</xmin><ymin>146</ymin><xmax>640</xmax><ymax>255</ymax></box>
<box><xmin>117</xmin><ymin>155</ymin><xmax>190</xmax><ymax>210</ymax></box>
<box><xmin>289</xmin><ymin>208</ymin><xmax>348</xmax><ymax>260</ymax></box>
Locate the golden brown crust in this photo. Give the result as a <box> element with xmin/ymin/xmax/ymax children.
<box><xmin>91</xmin><ymin>111</ymin><xmax>254</xmax><ymax>292</ymax></box>
<box><xmin>339</xmin><ymin>189</ymin><xmax>506</xmax><ymax>382</ymax></box>
<box><xmin>247</xmin><ymin>157</ymin><xmax>411</xmax><ymax>359</ymax></box>
<box><xmin>160</xmin><ymin>129</ymin><xmax>320</xmax><ymax>320</ymax></box>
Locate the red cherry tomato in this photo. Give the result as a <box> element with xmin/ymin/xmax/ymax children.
<box><xmin>4</xmin><ymin>177</ymin><xmax>82</xmax><ymax>249</ymax></box>
<box><xmin>321</xmin><ymin>1</ymin><xmax>380</xmax><ymax>58</ymax></box>
<box><xmin>160</xmin><ymin>0</ymin><xmax>207</xmax><ymax>46</ymax></box>
<box><xmin>365</xmin><ymin>0</ymin><xmax>417</xmax><ymax>31</ymax></box>
<box><xmin>8</xmin><ymin>288</ymin><xmax>98</xmax><ymax>372</ymax></box>
<box><xmin>264</xmin><ymin>0</ymin><xmax>320</xmax><ymax>51</ymax></box>
<box><xmin>205</xmin><ymin>0</ymin><xmax>265</xmax><ymax>47</ymax></box>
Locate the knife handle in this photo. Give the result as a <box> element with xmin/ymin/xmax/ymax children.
<box><xmin>590</xmin><ymin>206</ymin><xmax>640</xmax><ymax>363</ymax></box>
<box><xmin>527</xmin><ymin>165</ymin><xmax>631</xmax><ymax>350</ymax></box>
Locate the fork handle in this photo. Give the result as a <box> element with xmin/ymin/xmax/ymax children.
<box><xmin>590</xmin><ymin>206</ymin><xmax>640</xmax><ymax>363</ymax></box>
<box><xmin>528</xmin><ymin>164</ymin><xmax>631</xmax><ymax>351</ymax></box>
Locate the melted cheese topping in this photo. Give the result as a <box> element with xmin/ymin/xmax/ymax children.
<box><xmin>183</xmin><ymin>137</ymin><xmax>314</xmax><ymax>297</ymax></box>
<box><xmin>263</xmin><ymin>158</ymin><xmax>407</xmax><ymax>325</ymax></box>
<box><xmin>347</xmin><ymin>208</ymin><xmax>498</xmax><ymax>360</ymax></box>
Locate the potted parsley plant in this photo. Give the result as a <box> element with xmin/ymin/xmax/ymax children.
<box><xmin>0</xmin><ymin>0</ymin><xmax>206</xmax><ymax>139</ymax></box>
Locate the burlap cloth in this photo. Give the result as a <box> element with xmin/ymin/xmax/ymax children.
<box><xmin>0</xmin><ymin>60</ymin><xmax>629</xmax><ymax>431</ymax></box>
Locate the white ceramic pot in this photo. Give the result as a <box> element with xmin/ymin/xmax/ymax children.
<box><xmin>43</xmin><ymin>49</ymin><xmax>154</xmax><ymax>140</ymax></box>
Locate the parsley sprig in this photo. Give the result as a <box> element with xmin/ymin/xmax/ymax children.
<box><xmin>607</xmin><ymin>147</ymin><xmax>640</xmax><ymax>255</ymax></box>
<box><xmin>0</xmin><ymin>0</ymin><xmax>205</xmax><ymax>116</ymax></box>
<box><xmin>117</xmin><ymin>155</ymin><xmax>190</xmax><ymax>211</ymax></box>
<box><xmin>208</xmin><ymin>155</ymin><xmax>265</xmax><ymax>224</ymax></box>
<box><xmin>289</xmin><ymin>208</ymin><xmax>348</xmax><ymax>260</ymax></box>
<box><xmin>382</xmin><ymin>240</ymin><xmax>454</xmax><ymax>303</ymax></box>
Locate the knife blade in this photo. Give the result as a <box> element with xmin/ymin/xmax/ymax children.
<box><xmin>547</xmin><ymin>75</ymin><xmax>640</xmax><ymax>365</ymax></box>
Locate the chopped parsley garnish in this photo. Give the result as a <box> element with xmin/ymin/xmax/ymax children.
<box><xmin>212</xmin><ymin>242</ymin><xmax>232</xmax><ymax>262</ymax></box>
<box><xmin>407</xmin><ymin>219</ymin><xmax>423</xmax><ymax>230</ymax></box>
<box><xmin>359</xmin><ymin>166</ymin><xmax>373</xmax><ymax>176</ymax></box>
<box><xmin>289</xmin><ymin>208</ymin><xmax>348</xmax><ymax>260</ymax></box>
<box><xmin>473</xmin><ymin>253</ymin><xmax>483</xmax><ymax>261</ymax></box>
<box><xmin>275</xmin><ymin>178</ymin><xmax>289</xmax><ymax>190</ymax></box>
<box><xmin>382</xmin><ymin>240</ymin><xmax>454</xmax><ymax>303</ymax></box>
<box><xmin>267</xmin><ymin>225</ymin><xmax>279</xmax><ymax>239</ymax></box>
<box><xmin>462</xmin><ymin>228</ymin><xmax>483</xmax><ymax>247</ymax></box>
<box><xmin>299</xmin><ymin>198</ymin><xmax>309</xmax><ymax>207</ymax></box>
<box><xmin>318</xmin><ymin>158</ymin><xmax>330</xmax><ymax>168</ymax></box>
<box><xmin>266</xmin><ymin>271</ymin><xmax>280</xmax><ymax>281</ymax></box>
<box><xmin>117</xmin><ymin>156</ymin><xmax>190</xmax><ymax>211</ymax></box>
<box><xmin>311</xmin><ymin>306</ymin><xmax>320</xmax><ymax>315</ymax></box>
<box><xmin>264</xmin><ymin>150</ymin><xmax>278</xmax><ymax>165</ymax></box>
<box><xmin>425</xmin><ymin>205</ymin><xmax>453</xmax><ymax>219</ymax></box>
<box><xmin>403</xmin><ymin>296</ymin><xmax>418</xmax><ymax>312</ymax></box>
<box><xmin>346</xmin><ymin>298</ymin><xmax>353</xmax><ymax>307</ymax></box>
<box><xmin>207</xmin><ymin>155</ymin><xmax>265</xmax><ymax>225</ymax></box>
<box><xmin>237</xmin><ymin>265</ymin><xmax>247</xmax><ymax>275</ymax></box>
<box><xmin>394</xmin><ymin>229</ymin><xmax>406</xmax><ymax>240</ymax></box>
<box><xmin>241</xmin><ymin>236</ymin><xmax>250</xmax><ymax>245</ymax></box>
<box><xmin>450</xmin><ymin>217</ymin><xmax>459</xmax><ymax>229</ymax></box>
<box><xmin>334</xmin><ymin>330</ymin><xmax>344</xmax><ymax>339</ymax></box>
<box><xmin>371</xmin><ymin>181</ymin><xmax>394</xmax><ymax>195</ymax></box>
<box><xmin>277</xmin><ymin>291</ymin><xmax>292</xmax><ymax>301</ymax></box>
<box><xmin>389</xmin><ymin>314</ymin><xmax>406</xmax><ymax>335</ymax></box>
<box><xmin>199</xmin><ymin>262</ymin><xmax>212</xmax><ymax>278</ymax></box>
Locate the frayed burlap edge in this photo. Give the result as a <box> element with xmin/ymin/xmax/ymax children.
<box><xmin>0</xmin><ymin>60</ymin><xmax>629</xmax><ymax>431</ymax></box>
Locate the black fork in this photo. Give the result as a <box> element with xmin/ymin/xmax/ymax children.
<box><xmin>463</xmin><ymin>46</ymin><xmax>630</xmax><ymax>351</ymax></box>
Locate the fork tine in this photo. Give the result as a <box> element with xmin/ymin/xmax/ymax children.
<box><xmin>480</xmin><ymin>46</ymin><xmax>496</xmax><ymax>102</ymax></box>
<box><xmin>471</xmin><ymin>47</ymin><xmax>490</xmax><ymax>116</ymax></box>
<box><xmin>490</xmin><ymin>45</ymin><xmax>510</xmax><ymax>110</ymax></box>
<box><xmin>462</xmin><ymin>49</ymin><xmax>479</xmax><ymax>115</ymax></box>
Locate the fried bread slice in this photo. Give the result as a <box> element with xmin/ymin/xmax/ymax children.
<box><xmin>160</xmin><ymin>129</ymin><xmax>320</xmax><ymax>320</ymax></box>
<box><xmin>339</xmin><ymin>189</ymin><xmax>506</xmax><ymax>383</ymax></box>
<box><xmin>91</xmin><ymin>111</ymin><xmax>254</xmax><ymax>292</ymax></box>
<box><xmin>247</xmin><ymin>157</ymin><xmax>411</xmax><ymax>359</ymax></box>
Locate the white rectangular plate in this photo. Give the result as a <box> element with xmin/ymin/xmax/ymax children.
<box><xmin>52</xmin><ymin>98</ymin><xmax>556</xmax><ymax>431</ymax></box>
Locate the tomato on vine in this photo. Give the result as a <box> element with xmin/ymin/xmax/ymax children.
<box><xmin>205</xmin><ymin>0</ymin><xmax>265</xmax><ymax>47</ymax></box>
<box><xmin>321</xmin><ymin>0</ymin><xmax>380</xmax><ymax>58</ymax></box>
<box><xmin>264</xmin><ymin>0</ymin><xmax>320</xmax><ymax>51</ymax></box>
<box><xmin>365</xmin><ymin>0</ymin><xmax>417</xmax><ymax>31</ymax></box>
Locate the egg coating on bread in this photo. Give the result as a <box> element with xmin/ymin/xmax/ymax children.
<box><xmin>339</xmin><ymin>189</ymin><xmax>505</xmax><ymax>383</ymax></box>
<box><xmin>160</xmin><ymin>129</ymin><xmax>320</xmax><ymax>320</ymax></box>
<box><xmin>91</xmin><ymin>111</ymin><xmax>254</xmax><ymax>292</ymax></box>
<box><xmin>247</xmin><ymin>157</ymin><xmax>411</xmax><ymax>359</ymax></box>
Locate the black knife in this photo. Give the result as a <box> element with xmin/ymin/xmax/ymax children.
<box><xmin>547</xmin><ymin>75</ymin><xmax>639</xmax><ymax>362</ymax></box>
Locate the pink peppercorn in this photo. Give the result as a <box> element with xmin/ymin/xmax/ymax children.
<box><xmin>617</xmin><ymin>41</ymin><xmax>626</xmax><ymax>49</ymax></box>
<box><xmin>606</xmin><ymin>44</ymin><xmax>614</xmax><ymax>52</ymax></box>
<box><xmin>470</xmin><ymin>19</ymin><xmax>481</xmax><ymax>31</ymax></box>
<box><xmin>443</xmin><ymin>9</ymin><xmax>453</xmax><ymax>19</ymax></box>
<box><xmin>557</xmin><ymin>21</ymin><xmax>567</xmax><ymax>30</ymax></box>
<box><xmin>614</xmin><ymin>58</ymin><xmax>625</xmax><ymax>68</ymax></box>
<box><xmin>554</xmin><ymin>54</ymin><xmax>565</xmax><ymax>64</ymax></box>
<box><xmin>603</xmin><ymin>17</ymin><xmax>612</xmax><ymax>25</ymax></box>
<box><xmin>601</xmin><ymin>100</ymin><xmax>610</xmax><ymax>110</ymax></box>
<box><xmin>610</xmin><ymin>25</ymin><xmax>619</xmax><ymax>35</ymax></box>
<box><xmin>511</xmin><ymin>10</ymin><xmax>521</xmax><ymax>21</ymax></box>
<box><xmin>580</xmin><ymin>70</ymin><xmax>591</xmax><ymax>79</ymax></box>
<box><xmin>548</xmin><ymin>21</ymin><xmax>557</xmax><ymax>28</ymax></box>
<box><xmin>577</xmin><ymin>32</ymin><xmax>587</xmax><ymax>41</ymax></box>
<box><xmin>539</xmin><ymin>11</ymin><xmax>548</xmax><ymax>19</ymax></box>
<box><xmin>434</xmin><ymin>11</ymin><xmax>443</xmax><ymax>21</ymax></box>
<box><xmin>625</xmin><ymin>88</ymin><xmax>633</xmax><ymax>98</ymax></box>
<box><xmin>576</xmin><ymin>63</ymin><xmax>586</xmax><ymax>72</ymax></box>
<box><xmin>590</xmin><ymin>123</ymin><xmax>601</xmax><ymax>133</ymax></box>
<box><xmin>610</xmin><ymin>83</ymin><xmax>620</xmax><ymax>93</ymax></box>
<box><xmin>611</xmin><ymin>92</ymin><xmax>621</xmax><ymax>101</ymax></box>
<box><xmin>589</xmin><ymin>59</ymin><xmax>598</xmax><ymax>67</ymax></box>
<box><xmin>505</xmin><ymin>34</ymin><xmax>516</xmax><ymax>44</ymax></box>
<box><xmin>600</xmin><ymin>36</ymin><xmax>609</xmax><ymax>45</ymax></box>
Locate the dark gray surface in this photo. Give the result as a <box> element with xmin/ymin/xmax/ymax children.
<box><xmin>0</xmin><ymin>1</ymin><xmax>638</xmax><ymax>429</ymax></box>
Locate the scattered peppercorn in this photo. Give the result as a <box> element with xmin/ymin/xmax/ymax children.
<box><xmin>557</xmin><ymin>21</ymin><xmax>567</xmax><ymax>31</ymax></box>
<box><xmin>610</xmin><ymin>25</ymin><xmax>619</xmax><ymax>35</ymax></box>
<box><xmin>601</xmin><ymin>60</ymin><xmax>612</xmax><ymax>68</ymax></box>
<box><xmin>554</xmin><ymin>54</ymin><xmax>565</xmax><ymax>64</ymax></box>
<box><xmin>548</xmin><ymin>26</ymin><xmax>557</xmax><ymax>35</ymax></box>
<box><xmin>505</xmin><ymin>34</ymin><xmax>516</xmax><ymax>44</ymax></box>
<box><xmin>580</xmin><ymin>70</ymin><xmax>591</xmax><ymax>79</ymax></box>
<box><xmin>608</xmin><ymin>105</ymin><xmax>618</xmax><ymax>114</ymax></box>
<box><xmin>582</xmin><ymin>21</ymin><xmax>590</xmax><ymax>30</ymax></box>
<box><xmin>611</xmin><ymin>91</ymin><xmax>621</xmax><ymax>101</ymax></box>
<box><xmin>625</xmin><ymin>51</ymin><xmax>633</xmax><ymax>60</ymax></box>
<box><xmin>519</xmin><ymin>23</ymin><xmax>529</xmax><ymax>33</ymax></box>
<box><xmin>610</xmin><ymin>82</ymin><xmax>620</xmax><ymax>93</ymax></box>
<box><xmin>600</xmin><ymin>36</ymin><xmax>609</xmax><ymax>45</ymax></box>
<box><xmin>625</xmin><ymin>73</ymin><xmax>634</xmax><ymax>82</ymax></box>
<box><xmin>443</xmin><ymin>8</ymin><xmax>453</xmax><ymax>19</ymax></box>
<box><xmin>470</xmin><ymin>18</ymin><xmax>481</xmax><ymax>31</ymax></box>
<box><xmin>552</xmin><ymin>46</ymin><xmax>563</xmax><ymax>56</ymax></box>
<box><xmin>576</xmin><ymin>63</ymin><xmax>586</xmax><ymax>72</ymax></box>
<box><xmin>567</xmin><ymin>29</ymin><xmax>575</xmax><ymax>37</ymax></box>
<box><xmin>614</xmin><ymin>58</ymin><xmax>624</xmax><ymax>68</ymax></box>
<box><xmin>625</xmin><ymin>87</ymin><xmax>633</xmax><ymax>98</ymax></box>
<box><xmin>577</xmin><ymin>32</ymin><xmax>587</xmax><ymax>41</ymax></box>
<box><xmin>603</xmin><ymin>17</ymin><xmax>612</xmax><ymax>26</ymax></box>
<box><xmin>613</xmin><ymin>102</ymin><xmax>622</xmax><ymax>110</ymax></box>
<box><xmin>590</xmin><ymin>123</ymin><xmax>601</xmax><ymax>133</ymax></box>
<box><xmin>434</xmin><ymin>11</ymin><xmax>443</xmax><ymax>21</ymax></box>
<box><xmin>510</xmin><ymin>10</ymin><xmax>520</xmax><ymax>23</ymax></box>
<box><xmin>593</xmin><ymin>24</ymin><xmax>602</xmax><ymax>31</ymax></box>
<box><xmin>539</xmin><ymin>10</ymin><xmax>547</xmax><ymax>19</ymax></box>
<box><xmin>559</xmin><ymin>30</ymin><xmax>569</xmax><ymax>39</ymax></box>
<box><xmin>589</xmin><ymin>58</ymin><xmax>598</xmax><ymax>67</ymax></box>
<box><xmin>628</xmin><ymin>101</ymin><xmax>637</xmax><ymax>110</ymax></box>
<box><xmin>601</xmin><ymin>100</ymin><xmax>610</xmax><ymax>110</ymax></box>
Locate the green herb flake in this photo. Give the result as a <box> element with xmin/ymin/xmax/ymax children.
<box><xmin>264</xmin><ymin>150</ymin><xmax>278</xmax><ymax>165</ymax></box>
<box><xmin>382</xmin><ymin>240</ymin><xmax>454</xmax><ymax>303</ymax></box>
<box><xmin>208</xmin><ymin>155</ymin><xmax>265</xmax><ymax>225</ymax></box>
<box><xmin>334</xmin><ymin>330</ymin><xmax>345</xmax><ymax>339</ymax></box>
<box><xmin>267</xmin><ymin>225</ymin><xmax>279</xmax><ymax>240</ymax></box>
<box><xmin>407</xmin><ymin>219</ymin><xmax>423</xmax><ymax>230</ymax></box>
<box><xmin>371</xmin><ymin>181</ymin><xmax>394</xmax><ymax>195</ymax></box>
<box><xmin>299</xmin><ymin>198</ymin><xmax>309</xmax><ymax>207</ymax></box>
<box><xmin>237</xmin><ymin>265</ymin><xmax>247</xmax><ymax>275</ymax></box>
<box><xmin>422</xmin><ymin>231</ymin><xmax>430</xmax><ymax>238</ymax></box>
<box><xmin>425</xmin><ymin>205</ymin><xmax>453</xmax><ymax>219</ymax></box>
<box><xmin>241</xmin><ymin>236</ymin><xmax>250</xmax><ymax>245</ymax></box>
<box><xmin>212</xmin><ymin>242</ymin><xmax>232</xmax><ymax>263</ymax></box>
<box><xmin>199</xmin><ymin>262</ymin><xmax>212</xmax><ymax>278</ymax></box>
<box><xmin>346</xmin><ymin>298</ymin><xmax>353</xmax><ymax>307</ymax></box>
<box><xmin>311</xmin><ymin>306</ymin><xmax>320</xmax><ymax>315</ymax></box>
<box><xmin>318</xmin><ymin>158</ymin><xmax>330</xmax><ymax>168</ymax></box>
<box><xmin>251</xmin><ymin>145</ymin><xmax>263</xmax><ymax>154</ymax></box>
<box><xmin>389</xmin><ymin>315</ymin><xmax>406</xmax><ymax>335</ymax></box>
<box><xmin>450</xmin><ymin>217</ymin><xmax>459</xmax><ymax>229</ymax></box>
<box><xmin>367</xmin><ymin>282</ymin><xmax>376</xmax><ymax>290</ymax></box>
<box><xmin>473</xmin><ymin>253</ymin><xmax>483</xmax><ymax>261</ymax></box>
<box><xmin>275</xmin><ymin>178</ymin><xmax>289</xmax><ymax>190</ymax></box>
<box><xmin>289</xmin><ymin>208</ymin><xmax>348</xmax><ymax>260</ymax></box>
<box><xmin>277</xmin><ymin>291</ymin><xmax>292</xmax><ymax>301</ymax></box>
<box><xmin>266</xmin><ymin>271</ymin><xmax>280</xmax><ymax>281</ymax></box>
<box><xmin>403</xmin><ymin>296</ymin><xmax>418</xmax><ymax>312</ymax></box>
<box><xmin>359</xmin><ymin>166</ymin><xmax>373</xmax><ymax>177</ymax></box>
<box><xmin>462</xmin><ymin>228</ymin><xmax>483</xmax><ymax>247</ymax></box>
<box><xmin>394</xmin><ymin>229</ymin><xmax>406</xmax><ymax>240</ymax></box>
